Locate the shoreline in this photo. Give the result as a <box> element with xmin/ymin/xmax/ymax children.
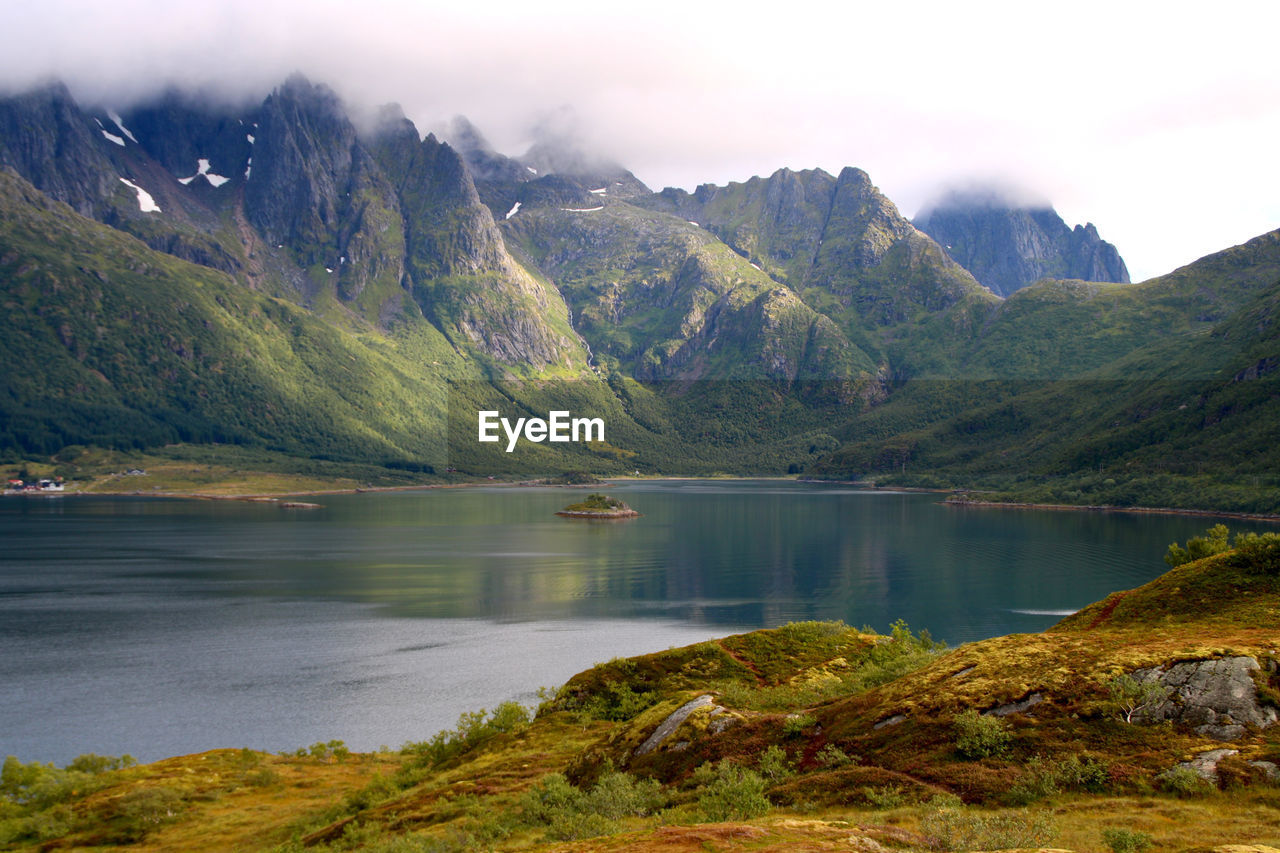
<box><xmin>943</xmin><ymin>496</ymin><xmax>1280</xmax><ymax>523</ymax></box>
<box><xmin>13</xmin><ymin>476</ymin><xmax>1278</xmax><ymax>522</ymax></box>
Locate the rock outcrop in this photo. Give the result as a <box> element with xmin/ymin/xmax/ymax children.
<box><xmin>1134</xmin><ymin>656</ymin><xmax>1277</xmax><ymax>740</ymax></box>
<box><xmin>634</xmin><ymin>694</ymin><xmax>740</xmax><ymax>757</ymax></box>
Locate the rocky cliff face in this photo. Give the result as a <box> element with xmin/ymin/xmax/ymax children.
<box><xmin>641</xmin><ymin>167</ymin><xmax>992</xmax><ymax>326</ymax></box>
<box><xmin>0</xmin><ymin>77</ymin><xmax>590</xmax><ymax>372</ymax></box>
<box><xmin>0</xmin><ymin>82</ymin><xmax>121</xmax><ymax>218</ymax></box>
<box><xmin>503</xmin><ymin>199</ymin><xmax>873</xmax><ymax>382</ymax></box>
<box><xmin>122</xmin><ymin>90</ymin><xmax>253</xmax><ymax>189</ymax></box>
<box><xmin>914</xmin><ymin>190</ymin><xmax>1130</xmax><ymax>296</ymax></box>
<box><xmin>244</xmin><ymin>76</ymin><xmax>355</xmax><ymax>253</ymax></box>
<box><xmin>637</xmin><ymin>167</ymin><xmax>996</xmax><ymax>377</ymax></box>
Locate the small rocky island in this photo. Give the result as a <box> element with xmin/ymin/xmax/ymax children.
<box><xmin>555</xmin><ymin>493</ymin><xmax>639</xmax><ymax>519</ymax></box>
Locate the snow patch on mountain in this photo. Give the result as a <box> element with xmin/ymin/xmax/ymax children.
<box><xmin>106</xmin><ymin>110</ymin><xmax>139</xmax><ymax>144</ymax></box>
<box><xmin>178</xmin><ymin>158</ymin><xmax>231</xmax><ymax>188</ymax></box>
<box><xmin>119</xmin><ymin>178</ymin><xmax>160</xmax><ymax>213</ymax></box>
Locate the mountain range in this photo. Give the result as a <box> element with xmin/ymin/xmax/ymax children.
<box><xmin>0</xmin><ymin>75</ymin><xmax>1275</xmax><ymax>511</ymax></box>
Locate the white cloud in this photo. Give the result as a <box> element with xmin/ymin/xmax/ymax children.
<box><xmin>2</xmin><ymin>0</ymin><xmax>1278</xmax><ymax>279</ymax></box>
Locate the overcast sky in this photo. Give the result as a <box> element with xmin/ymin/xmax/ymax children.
<box><xmin>4</xmin><ymin>0</ymin><xmax>1278</xmax><ymax>281</ymax></box>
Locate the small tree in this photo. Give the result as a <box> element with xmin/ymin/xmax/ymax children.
<box><xmin>1164</xmin><ymin>524</ymin><xmax>1231</xmax><ymax>568</ymax></box>
<box><xmin>1165</xmin><ymin>524</ymin><xmax>1280</xmax><ymax>574</ymax></box>
<box><xmin>1230</xmin><ymin>531</ymin><xmax>1280</xmax><ymax>575</ymax></box>
<box><xmin>1107</xmin><ymin>674</ymin><xmax>1168</xmax><ymax>724</ymax></box>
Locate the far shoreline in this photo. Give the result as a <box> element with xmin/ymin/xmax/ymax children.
<box><xmin>13</xmin><ymin>475</ymin><xmax>1279</xmax><ymax>522</ymax></box>
<box><xmin>940</xmin><ymin>495</ymin><xmax>1280</xmax><ymax>523</ymax></box>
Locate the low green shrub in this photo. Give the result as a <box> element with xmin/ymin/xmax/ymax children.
<box><xmin>1102</xmin><ymin>826</ymin><xmax>1154</xmax><ymax>853</ymax></box>
<box><xmin>401</xmin><ymin>702</ymin><xmax>532</xmax><ymax>770</ymax></box>
<box><xmin>520</xmin><ymin>770</ymin><xmax>666</xmax><ymax>841</ymax></box>
<box><xmin>1157</xmin><ymin>765</ymin><xmax>1214</xmax><ymax>797</ymax></box>
<box><xmin>757</xmin><ymin>745</ymin><xmax>793</xmax><ymax>782</ymax></box>
<box><xmin>1164</xmin><ymin>524</ymin><xmax>1231</xmax><ymax>567</ymax></box>
<box><xmin>814</xmin><ymin>744</ymin><xmax>855</xmax><ymax>768</ymax></box>
<box><xmin>862</xmin><ymin>785</ymin><xmax>906</xmax><ymax>809</ymax></box>
<box><xmin>243</xmin><ymin>767</ymin><xmax>281</xmax><ymax>788</ymax></box>
<box><xmin>345</xmin><ymin>773</ymin><xmax>399</xmax><ymax>812</ymax></box>
<box><xmin>693</xmin><ymin>762</ymin><xmax>770</xmax><ymax>822</ymax></box>
<box><xmin>579</xmin><ymin>683</ymin><xmax>658</xmax><ymax>722</ymax></box>
<box><xmin>1107</xmin><ymin>674</ymin><xmax>1170</xmax><ymax>723</ymax></box>
<box><xmin>953</xmin><ymin>709</ymin><xmax>1011</xmax><ymax>759</ymax></box>
<box><xmin>0</xmin><ymin>753</ymin><xmax>134</xmax><ymax>811</ymax></box>
<box><xmin>1165</xmin><ymin>524</ymin><xmax>1280</xmax><ymax>574</ymax></box>
<box><xmin>296</xmin><ymin>740</ymin><xmax>350</xmax><ymax>762</ymax></box>
<box><xmin>64</xmin><ymin>753</ymin><xmax>136</xmax><ymax>774</ymax></box>
<box><xmin>114</xmin><ymin>786</ymin><xmax>185</xmax><ymax>840</ymax></box>
<box><xmin>1231</xmin><ymin>531</ymin><xmax>1280</xmax><ymax>575</ymax></box>
<box><xmin>782</xmin><ymin>713</ymin><xmax>817</xmax><ymax>738</ymax></box>
<box><xmin>1007</xmin><ymin>753</ymin><xmax>1109</xmax><ymax>803</ymax></box>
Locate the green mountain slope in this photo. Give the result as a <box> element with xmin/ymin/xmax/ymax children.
<box><xmin>504</xmin><ymin>199</ymin><xmax>873</xmax><ymax>382</ymax></box>
<box><xmin>811</xmin><ymin>231</ymin><xmax>1280</xmax><ymax>511</ymax></box>
<box><xmin>0</xmin><ymin>168</ymin><xmax>864</xmax><ymax>479</ymax></box>
<box><xmin>0</xmin><ymin>169</ymin><xmax>457</xmax><ymax>464</ymax></box>
<box><xmin>959</xmin><ymin>229</ymin><xmax>1280</xmax><ymax>379</ymax></box>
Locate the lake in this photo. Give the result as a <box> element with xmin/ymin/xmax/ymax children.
<box><xmin>0</xmin><ymin>480</ymin><xmax>1264</xmax><ymax>765</ymax></box>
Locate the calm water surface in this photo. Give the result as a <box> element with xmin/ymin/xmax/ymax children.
<box><xmin>1</xmin><ymin>480</ymin><xmax>1264</xmax><ymax>764</ymax></box>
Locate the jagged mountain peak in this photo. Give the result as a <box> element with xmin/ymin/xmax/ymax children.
<box><xmin>0</xmin><ymin>80</ymin><xmax>121</xmax><ymax>218</ymax></box>
<box><xmin>517</xmin><ymin>138</ymin><xmax>649</xmax><ymax>199</ymax></box>
<box><xmin>371</xmin><ymin>102</ymin><xmax>415</xmax><ymax>135</ymax></box>
<box><xmin>274</xmin><ymin>72</ymin><xmax>339</xmax><ymax>104</ymax></box>
<box><xmin>444</xmin><ymin>115</ymin><xmax>496</xmax><ymax>159</ymax></box>
<box><xmin>914</xmin><ymin>183</ymin><xmax>1130</xmax><ymax>296</ymax></box>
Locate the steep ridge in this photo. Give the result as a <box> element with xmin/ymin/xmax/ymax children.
<box><xmin>638</xmin><ymin>167</ymin><xmax>998</xmax><ymax>376</ymax></box>
<box><xmin>0</xmin><ymin>76</ymin><xmax>595</xmax><ymax>376</ymax></box>
<box><xmin>0</xmin><ymin>81</ymin><xmax>122</xmax><ymax>218</ymax></box>
<box><xmin>503</xmin><ymin>199</ymin><xmax>872</xmax><ymax>383</ymax></box>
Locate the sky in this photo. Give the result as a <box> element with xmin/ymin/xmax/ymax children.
<box><xmin>4</xmin><ymin>0</ymin><xmax>1279</xmax><ymax>282</ymax></box>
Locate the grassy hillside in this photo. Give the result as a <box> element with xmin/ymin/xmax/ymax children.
<box><xmin>957</xmin><ymin>229</ymin><xmax>1280</xmax><ymax>379</ymax></box>
<box><xmin>811</xmin><ymin>231</ymin><xmax>1280</xmax><ymax>512</ymax></box>
<box><xmin>504</xmin><ymin>200</ymin><xmax>875</xmax><ymax>382</ymax></box>
<box><xmin>0</xmin><ymin>171</ymin><xmax>459</xmax><ymax>466</ymax></box>
<box><xmin>3</xmin><ymin>531</ymin><xmax>1277</xmax><ymax>851</ymax></box>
